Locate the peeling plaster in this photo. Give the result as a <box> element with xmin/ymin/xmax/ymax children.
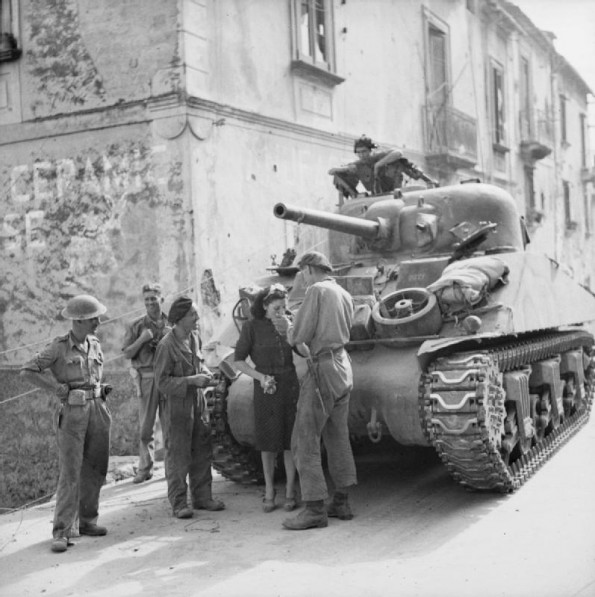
<box><xmin>27</xmin><ymin>0</ymin><xmax>106</xmax><ymax>114</ymax></box>
<box><xmin>0</xmin><ymin>141</ymin><xmax>186</xmax><ymax>358</ymax></box>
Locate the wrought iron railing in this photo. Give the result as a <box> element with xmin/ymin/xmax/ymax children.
<box><xmin>423</xmin><ymin>104</ymin><xmax>477</xmax><ymax>166</ymax></box>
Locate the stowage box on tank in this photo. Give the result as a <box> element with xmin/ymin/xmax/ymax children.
<box><xmin>206</xmin><ymin>181</ymin><xmax>595</xmax><ymax>492</ymax></box>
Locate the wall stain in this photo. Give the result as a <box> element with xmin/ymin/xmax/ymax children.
<box><xmin>27</xmin><ymin>0</ymin><xmax>106</xmax><ymax>113</ymax></box>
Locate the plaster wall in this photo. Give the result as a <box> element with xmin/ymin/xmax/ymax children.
<box><xmin>0</xmin><ymin>119</ymin><xmax>192</xmax><ymax>364</ymax></box>
<box><xmin>18</xmin><ymin>0</ymin><xmax>179</xmax><ymax>120</ymax></box>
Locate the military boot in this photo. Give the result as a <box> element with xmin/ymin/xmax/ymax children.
<box><xmin>326</xmin><ymin>492</ymin><xmax>353</xmax><ymax>520</ymax></box>
<box><xmin>282</xmin><ymin>500</ymin><xmax>328</xmax><ymax>530</ymax></box>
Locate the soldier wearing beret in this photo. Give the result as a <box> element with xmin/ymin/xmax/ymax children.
<box><xmin>20</xmin><ymin>294</ymin><xmax>111</xmax><ymax>553</ymax></box>
<box><xmin>154</xmin><ymin>296</ymin><xmax>225</xmax><ymax>519</ymax></box>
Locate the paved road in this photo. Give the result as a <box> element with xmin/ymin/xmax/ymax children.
<box><xmin>1</xmin><ymin>418</ymin><xmax>595</xmax><ymax>597</ymax></box>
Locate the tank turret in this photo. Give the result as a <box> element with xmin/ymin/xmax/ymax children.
<box><xmin>275</xmin><ymin>183</ymin><xmax>526</xmax><ymax>259</ymax></box>
<box><xmin>207</xmin><ymin>181</ymin><xmax>595</xmax><ymax>494</ymax></box>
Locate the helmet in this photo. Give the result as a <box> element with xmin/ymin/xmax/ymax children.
<box><xmin>61</xmin><ymin>295</ymin><xmax>107</xmax><ymax>320</ymax></box>
<box><xmin>297</xmin><ymin>251</ymin><xmax>333</xmax><ymax>272</ymax></box>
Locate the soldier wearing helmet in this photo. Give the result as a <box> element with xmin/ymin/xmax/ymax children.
<box><xmin>328</xmin><ymin>134</ymin><xmax>437</xmax><ymax>198</ymax></box>
<box><xmin>20</xmin><ymin>294</ymin><xmax>111</xmax><ymax>553</ymax></box>
<box><xmin>273</xmin><ymin>251</ymin><xmax>357</xmax><ymax>530</ymax></box>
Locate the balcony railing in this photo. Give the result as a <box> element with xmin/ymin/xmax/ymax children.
<box><xmin>423</xmin><ymin>104</ymin><xmax>477</xmax><ymax>170</ymax></box>
<box><xmin>519</xmin><ymin>109</ymin><xmax>553</xmax><ymax>161</ymax></box>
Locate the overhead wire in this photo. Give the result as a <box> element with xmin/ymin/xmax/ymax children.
<box><xmin>0</xmin><ymin>221</ymin><xmax>326</xmax><ymax>404</ymax></box>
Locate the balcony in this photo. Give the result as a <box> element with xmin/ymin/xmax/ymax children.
<box><xmin>0</xmin><ymin>33</ymin><xmax>21</xmax><ymax>63</ymax></box>
<box><xmin>519</xmin><ymin>109</ymin><xmax>553</xmax><ymax>162</ymax></box>
<box><xmin>423</xmin><ymin>104</ymin><xmax>477</xmax><ymax>170</ymax></box>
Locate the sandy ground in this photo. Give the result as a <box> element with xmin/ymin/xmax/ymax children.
<box><xmin>1</xmin><ymin>419</ymin><xmax>595</xmax><ymax>597</ymax></box>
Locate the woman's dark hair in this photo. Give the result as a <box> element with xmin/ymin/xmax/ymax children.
<box><xmin>250</xmin><ymin>284</ymin><xmax>288</xmax><ymax>320</ymax></box>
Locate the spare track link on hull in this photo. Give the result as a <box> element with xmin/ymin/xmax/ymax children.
<box><xmin>419</xmin><ymin>331</ymin><xmax>595</xmax><ymax>493</ymax></box>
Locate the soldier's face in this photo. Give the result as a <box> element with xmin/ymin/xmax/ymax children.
<box><xmin>144</xmin><ymin>291</ymin><xmax>162</xmax><ymax>318</ymax></box>
<box><xmin>75</xmin><ymin>317</ymin><xmax>100</xmax><ymax>337</ymax></box>
<box><xmin>300</xmin><ymin>266</ymin><xmax>314</xmax><ymax>286</ymax></box>
<box><xmin>178</xmin><ymin>305</ymin><xmax>200</xmax><ymax>334</ymax></box>
<box><xmin>355</xmin><ymin>147</ymin><xmax>371</xmax><ymax>159</ymax></box>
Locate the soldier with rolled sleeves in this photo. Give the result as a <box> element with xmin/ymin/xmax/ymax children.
<box><xmin>121</xmin><ymin>282</ymin><xmax>170</xmax><ymax>484</ymax></box>
<box><xmin>273</xmin><ymin>251</ymin><xmax>357</xmax><ymax>530</ymax></box>
<box><xmin>20</xmin><ymin>294</ymin><xmax>112</xmax><ymax>553</ymax></box>
<box><xmin>154</xmin><ymin>296</ymin><xmax>225</xmax><ymax>519</ymax></box>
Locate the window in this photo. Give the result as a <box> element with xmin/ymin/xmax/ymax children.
<box><xmin>559</xmin><ymin>94</ymin><xmax>567</xmax><ymax>144</ymax></box>
<box><xmin>0</xmin><ymin>0</ymin><xmax>21</xmax><ymax>62</ymax></box>
<box><xmin>524</xmin><ymin>166</ymin><xmax>535</xmax><ymax>210</ymax></box>
<box><xmin>580</xmin><ymin>113</ymin><xmax>587</xmax><ymax>167</ymax></box>
<box><xmin>290</xmin><ymin>0</ymin><xmax>342</xmax><ymax>86</ymax></box>
<box><xmin>491</xmin><ymin>63</ymin><xmax>506</xmax><ymax>147</ymax></box>
<box><xmin>519</xmin><ymin>57</ymin><xmax>531</xmax><ymax>139</ymax></box>
<box><xmin>563</xmin><ymin>180</ymin><xmax>572</xmax><ymax>228</ymax></box>
<box><xmin>428</xmin><ymin>25</ymin><xmax>448</xmax><ymax>107</ymax></box>
<box><xmin>583</xmin><ymin>190</ymin><xmax>590</xmax><ymax>237</ymax></box>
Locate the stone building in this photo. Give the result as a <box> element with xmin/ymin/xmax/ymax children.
<box><xmin>0</xmin><ymin>0</ymin><xmax>593</xmax><ymax>364</ymax></box>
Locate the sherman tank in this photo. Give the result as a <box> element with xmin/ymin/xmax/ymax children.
<box><xmin>205</xmin><ymin>181</ymin><xmax>595</xmax><ymax>492</ymax></box>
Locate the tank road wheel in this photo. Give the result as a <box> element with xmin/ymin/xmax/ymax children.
<box><xmin>562</xmin><ymin>377</ymin><xmax>580</xmax><ymax>418</ymax></box>
<box><xmin>372</xmin><ymin>288</ymin><xmax>442</xmax><ymax>338</ymax></box>
<box><xmin>421</xmin><ymin>331</ymin><xmax>595</xmax><ymax>492</ymax></box>
<box><xmin>533</xmin><ymin>388</ymin><xmax>552</xmax><ymax>441</ymax></box>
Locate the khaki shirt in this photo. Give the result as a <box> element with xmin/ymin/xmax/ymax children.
<box><xmin>154</xmin><ymin>330</ymin><xmax>206</xmax><ymax>400</ymax></box>
<box><xmin>288</xmin><ymin>277</ymin><xmax>354</xmax><ymax>356</ymax></box>
<box><xmin>121</xmin><ymin>312</ymin><xmax>170</xmax><ymax>370</ymax></box>
<box><xmin>21</xmin><ymin>332</ymin><xmax>104</xmax><ymax>388</ymax></box>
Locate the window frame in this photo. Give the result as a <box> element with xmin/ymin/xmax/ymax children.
<box><xmin>290</xmin><ymin>0</ymin><xmax>343</xmax><ymax>86</ymax></box>
<box><xmin>580</xmin><ymin>113</ymin><xmax>587</xmax><ymax>167</ymax></box>
<box><xmin>559</xmin><ymin>94</ymin><xmax>568</xmax><ymax>145</ymax></box>
<box><xmin>490</xmin><ymin>59</ymin><xmax>507</xmax><ymax>150</ymax></box>
<box><xmin>423</xmin><ymin>10</ymin><xmax>451</xmax><ymax>109</ymax></box>
<box><xmin>563</xmin><ymin>180</ymin><xmax>573</xmax><ymax>229</ymax></box>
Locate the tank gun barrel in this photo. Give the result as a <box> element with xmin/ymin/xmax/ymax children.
<box><xmin>273</xmin><ymin>202</ymin><xmax>382</xmax><ymax>240</ymax></box>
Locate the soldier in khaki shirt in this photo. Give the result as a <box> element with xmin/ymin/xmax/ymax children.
<box><xmin>20</xmin><ymin>295</ymin><xmax>111</xmax><ymax>553</ymax></box>
<box><xmin>274</xmin><ymin>251</ymin><xmax>357</xmax><ymax>530</ymax></box>
<box><xmin>122</xmin><ymin>283</ymin><xmax>170</xmax><ymax>483</ymax></box>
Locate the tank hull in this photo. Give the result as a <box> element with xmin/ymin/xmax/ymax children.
<box><xmin>207</xmin><ymin>182</ymin><xmax>595</xmax><ymax>491</ymax></box>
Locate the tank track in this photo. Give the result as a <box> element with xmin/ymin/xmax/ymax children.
<box><xmin>420</xmin><ymin>330</ymin><xmax>594</xmax><ymax>493</ymax></box>
<box><xmin>207</xmin><ymin>380</ymin><xmax>264</xmax><ymax>484</ymax></box>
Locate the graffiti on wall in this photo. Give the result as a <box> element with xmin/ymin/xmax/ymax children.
<box><xmin>0</xmin><ymin>141</ymin><xmax>185</xmax><ymax>349</ymax></box>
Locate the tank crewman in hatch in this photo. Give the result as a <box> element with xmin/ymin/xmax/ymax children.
<box><xmin>328</xmin><ymin>134</ymin><xmax>438</xmax><ymax>199</ymax></box>
<box><xmin>20</xmin><ymin>294</ymin><xmax>112</xmax><ymax>553</ymax></box>
<box><xmin>273</xmin><ymin>251</ymin><xmax>357</xmax><ymax>530</ymax></box>
<box><xmin>122</xmin><ymin>282</ymin><xmax>170</xmax><ymax>484</ymax></box>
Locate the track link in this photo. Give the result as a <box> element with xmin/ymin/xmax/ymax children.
<box><xmin>207</xmin><ymin>379</ymin><xmax>264</xmax><ymax>484</ymax></box>
<box><xmin>420</xmin><ymin>331</ymin><xmax>595</xmax><ymax>492</ymax></box>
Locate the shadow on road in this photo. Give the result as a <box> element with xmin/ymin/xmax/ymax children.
<box><xmin>0</xmin><ymin>438</ymin><xmax>509</xmax><ymax>596</ymax></box>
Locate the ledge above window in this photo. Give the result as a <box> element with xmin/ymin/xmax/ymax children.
<box><xmin>290</xmin><ymin>59</ymin><xmax>345</xmax><ymax>88</ymax></box>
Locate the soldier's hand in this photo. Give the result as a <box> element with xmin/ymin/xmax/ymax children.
<box><xmin>140</xmin><ymin>328</ymin><xmax>154</xmax><ymax>343</ymax></box>
<box><xmin>189</xmin><ymin>373</ymin><xmax>213</xmax><ymax>388</ymax></box>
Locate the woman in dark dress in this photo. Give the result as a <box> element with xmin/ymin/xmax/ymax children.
<box><xmin>234</xmin><ymin>284</ymin><xmax>299</xmax><ymax>513</ymax></box>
